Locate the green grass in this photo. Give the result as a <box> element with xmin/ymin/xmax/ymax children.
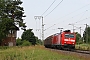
<box><xmin>75</xmin><ymin>43</ymin><xmax>90</xmax><ymax>50</ymax></box>
<box><xmin>0</xmin><ymin>46</ymin><xmax>82</xmax><ymax>60</ymax></box>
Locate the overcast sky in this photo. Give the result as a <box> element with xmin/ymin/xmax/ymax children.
<box><xmin>18</xmin><ymin>0</ymin><xmax>90</xmax><ymax>39</ymax></box>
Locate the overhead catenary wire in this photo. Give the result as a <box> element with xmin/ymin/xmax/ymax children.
<box><xmin>44</xmin><ymin>0</ymin><xmax>63</xmax><ymax>17</ymax></box>
<box><xmin>45</xmin><ymin>3</ymin><xmax>90</xmax><ymax>28</ymax></box>
<box><xmin>64</xmin><ymin>17</ymin><xmax>90</xmax><ymax>33</ymax></box>
<box><xmin>46</xmin><ymin>9</ymin><xmax>88</xmax><ymax>27</ymax></box>
<box><xmin>44</xmin><ymin>16</ymin><xmax>90</xmax><ymax>32</ymax></box>
<box><xmin>75</xmin><ymin>17</ymin><xmax>90</xmax><ymax>24</ymax></box>
<box><xmin>56</xmin><ymin>3</ymin><xmax>90</xmax><ymax>20</ymax></box>
<box><xmin>44</xmin><ymin>24</ymin><xmax>56</xmax><ymax>31</ymax></box>
<box><xmin>57</xmin><ymin>10</ymin><xmax>88</xmax><ymax>26</ymax></box>
<box><xmin>44</xmin><ymin>4</ymin><xmax>90</xmax><ymax>31</ymax></box>
<box><xmin>44</xmin><ymin>9</ymin><xmax>89</xmax><ymax>31</ymax></box>
<box><xmin>75</xmin><ymin>10</ymin><xmax>88</xmax><ymax>24</ymax></box>
<box><xmin>66</xmin><ymin>17</ymin><xmax>90</xmax><ymax>28</ymax></box>
<box><xmin>74</xmin><ymin>26</ymin><xmax>85</xmax><ymax>31</ymax></box>
<box><xmin>41</xmin><ymin>0</ymin><xmax>56</xmax><ymax>16</ymax></box>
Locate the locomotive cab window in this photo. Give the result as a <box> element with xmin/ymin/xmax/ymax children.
<box><xmin>65</xmin><ymin>34</ymin><xmax>69</xmax><ymax>38</ymax></box>
<box><xmin>65</xmin><ymin>34</ymin><xmax>74</xmax><ymax>38</ymax></box>
<box><xmin>69</xmin><ymin>34</ymin><xmax>74</xmax><ymax>38</ymax></box>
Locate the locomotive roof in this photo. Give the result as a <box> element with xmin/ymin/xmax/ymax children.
<box><xmin>53</xmin><ymin>33</ymin><xmax>61</xmax><ymax>36</ymax></box>
<box><xmin>63</xmin><ymin>30</ymin><xmax>71</xmax><ymax>32</ymax></box>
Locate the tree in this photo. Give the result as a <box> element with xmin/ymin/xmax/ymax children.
<box><xmin>21</xmin><ymin>29</ymin><xmax>36</xmax><ymax>45</ymax></box>
<box><xmin>83</xmin><ymin>26</ymin><xmax>90</xmax><ymax>43</ymax></box>
<box><xmin>16</xmin><ymin>37</ymin><xmax>32</xmax><ymax>46</ymax></box>
<box><xmin>75</xmin><ymin>32</ymin><xmax>83</xmax><ymax>44</ymax></box>
<box><xmin>22</xmin><ymin>40</ymin><xmax>31</xmax><ymax>46</ymax></box>
<box><xmin>35</xmin><ymin>37</ymin><xmax>43</xmax><ymax>45</ymax></box>
<box><xmin>16</xmin><ymin>37</ymin><xmax>22</xmax><ymax>46</ymax></box>
<box><xmin>0</xmin><ymin>0</ymin><xmax>26</xmax><ymax>43</ymax></box>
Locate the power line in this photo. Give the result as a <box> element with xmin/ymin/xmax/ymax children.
<box><xmin>41</xmin><ymin>1</ymin><xmax>90</xmax><ymax>34</ymax></box>
<box><xmin>45</xmin><ymin>3</ymin><xmax>90</xmax><ymax>26</ymax></box>
<box><xmin>46</xmin><ymin>9</ymin><xmax>90</xmax><ymax>30</ymax></box>
<box><xmin>44</xmin><ymin>0</ymin><xmax>63</xmax><ymax>17</ymax></box>
<box><xmin>57</xmin><ymin>10</ymin><xmax>89</xmax><ymax>26</ymax></box>
<box><xmin>41</xmin><ymin>0</ymin><xmax>56</xmax><ymax>16</ymax></box>
<box><xmin>74</xmin><ymin>10</ymin><xmax>88</xmax><ymax>24</ymax></box>
<box><xmin>74</xmin><ymin>17</ymin><xmax>90</xmax><ymax>24</ymax></box>
<box><xmin>45</xmin><ymin>16</ymin><xmax>90</xmax><ymax>31</ymax></box>
<box><xmin>74</xmin><ymin>26</ymin><xmax>85</xmax><ymax>31</ymax></box>
<box><xmin>44</xmin><ymin>24</ymin><xmax>56</xmax><ymax>31</ymax></box>
<box><xmin>57</xmin><ymin>3</ymin><xmax>90</xmax><ymax>20</ymax></box>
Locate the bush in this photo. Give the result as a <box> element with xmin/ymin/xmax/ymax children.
<box><xmin>16</xmin><ymin>38</ymin><xmax>32</xmax><ymax>46</ymax></box>
<box><xmin>76</xmin><ymin>40</ymin><xmax>83</xmax><ymax>44</ymax></box>
<box><xmin>0</xmin><ymin>46</ymin><xmax>9</xmax><ymax>49</ymax></box>
<box><xmin>22</xmin><ymin>40</ymin><xmax>32</xmax><ymax>46</ymax></box>
<box><xmin>16</xmin><ymin>38</ymin><xmax>22</xmax><ymax>46</ymax></box>
<box><xmin>75</xmin><ymin>43</ymin><xmax>90</xmax><ymax>50</ymax></box>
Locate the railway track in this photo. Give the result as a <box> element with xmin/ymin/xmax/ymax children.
<box><xmin>46</xmin><ymin>48</ymin><xmax>90</xmax><ymax>60</ymax></box>
<box><xmin>47</xmin><ymin>47</ymin><xmax>90</xmax><ymax>55</ymax></box>
<box><xmin>71</xmin><ymin>49</ymin><xmax>90</xmax><ymax>54</ymax></box>
<box><xmin>59</xmin><ymin>48</ymin><xmax>90</xmax><ymax>54</ymax></box>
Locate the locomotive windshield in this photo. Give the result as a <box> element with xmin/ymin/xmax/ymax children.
<box><xmin>65</xmin><ymin>34</ymin><xmax>74</xmax><ymax>38</ymax></box>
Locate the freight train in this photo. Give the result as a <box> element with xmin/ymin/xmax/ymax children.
<box><xmin>44</xmin><ymin>30</ymin><xmax>76</xmax><ymax>49</ymax></box>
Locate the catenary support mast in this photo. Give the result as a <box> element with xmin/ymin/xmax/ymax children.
<box><xmin>34</xmin><ymin>16</ymin><xmax>44</xmax><ymax>41</ymax></box>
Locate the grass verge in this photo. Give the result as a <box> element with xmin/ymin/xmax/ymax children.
<box><xmin>0</xmin><ymin>45</ymin><xmax>83</xmax><ymax>60</ymax></box>
<box><xmin>75</xmin><ymin>44</ymin><xmax>90</xmax><ymax>50</ymax></box>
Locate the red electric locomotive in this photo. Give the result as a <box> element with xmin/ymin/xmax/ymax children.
<box><xmin>44</xmin><ymin>30</ymin><xmax>76</xmax><ymax>49</ymax></box>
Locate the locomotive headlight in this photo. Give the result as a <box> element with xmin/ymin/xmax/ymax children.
<box><xmin>73</xmin><ymin>43</ymin><xmax>74</xmax><ymax>44</ymax></box>
<box><xmin>64</xmin><ymin>42</ymin><xmax>66</xmax><ymax>43</ymax></box>
<box><xmin>71</xmin><ymin>40</ymin><xmax>75</xmax><ymax>42</ymax></box>
<box><xmin>64</xmin><ymin>39</ymin><xmax>68</xmax><ymax>41</ymax></box>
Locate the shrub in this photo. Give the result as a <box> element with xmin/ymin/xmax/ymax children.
<box><xmin>0</xmin><ymin>46</ymin><xmax>9</xmax><ymax>49</ymax></box>
<box><xmin>22</xmin><ymin>40</ymin><xmax>32</xmax><ymax>46</ymax></box>
<box><xmin>16</xmin><ymin>38</ymin><xmax>22</xmax><ymax>46</ymax></box>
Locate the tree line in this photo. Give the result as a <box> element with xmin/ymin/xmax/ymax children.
<box><xmin>76</xmin><ymin>26</ymin><xmax>90</xmax><ymax>44</ymax></box>
<box><xmin>16</xmin><ymin>29</ymin><xmax>43</xmax><ymax>46</ymax></box>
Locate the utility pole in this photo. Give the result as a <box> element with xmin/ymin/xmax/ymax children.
<box><xmin>69</xmin><ymin>24</ymin><xmax>75</xmax><ymax>32</ymax></box>
<box><xmin>80</xmin><ymin>27</ymin><xmax>81</xmax><ymax>36</ymax></box>
<box><xmin>42</xmin><ymin>17</ymin><xmax>44</xmax><ymax>41</ymax></box>
<box><xmin>79</xmin><ymin>27</ymin><xmax>81</xmax><ymax>41</ymax></box>
<box><xmin>84</xmin><ymin>24</ymin><xmax>88</xmax><ymax>43</ymax></box>
<box><xmin>34</xmin><ymin>16</ymin><xmax>44</xmax><ymax>41</ymax></box>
